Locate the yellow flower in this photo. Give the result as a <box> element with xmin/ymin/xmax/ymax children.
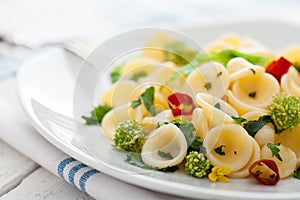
<box><xmin>208</xmin><ymin>166</ymin><xmax>231</xmax><ymax>182</ymax></box>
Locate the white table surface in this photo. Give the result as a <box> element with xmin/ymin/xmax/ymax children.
<box><xmin>1</xmin><ymin>0</ymin><xmax>300</xmax><ymax>199</ymax></box>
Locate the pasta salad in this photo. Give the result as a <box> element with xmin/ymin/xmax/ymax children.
<box><xmin>82</xmin><ymin>33</ymin><xmax>300</xmax><ymax>185</ymax></box>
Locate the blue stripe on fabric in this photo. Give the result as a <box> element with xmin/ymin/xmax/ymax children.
<box><xmin>68</xmin><ymin>163</ymin><xmax>87</xmax><ymax>186</ymax></box>
<box><xmin>57</xmin><ymin>157</ymin><xmax>76</xmax><ymax>179</ymax></box>
<box><xmin>79</xmin><ymin>169</ymin><xmax>99</xmax><ymax>193</ymax></box>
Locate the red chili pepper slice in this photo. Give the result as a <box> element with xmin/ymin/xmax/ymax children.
<box><xmin>266</xmin><ymin>57</ymin><xmax>292</xmax><ymax>82</ymax></box>
<box><xmin>249</xmin><ymin>159</ymin><xmax>280</xmax><ymax>186</ymax></box>
<box><xmin>168</xmin><ymin>93</ymin><xmax>195</xmax><ymax>116</ymax></box>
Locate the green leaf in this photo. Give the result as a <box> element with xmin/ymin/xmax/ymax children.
<box><xmin>243</xmin><ymin>115</ymin><xmax>272</xmax><ymax>137</ymax></box>
<box><xmin>248</xmin><ymin>91</ymin><xmax>256</xmax><ymax>98</ymax></box>
<box><xmin>157</xmin><ymin>150</ymin><xmax>173</xmax><ymax>159</ymax></box>
<box><xmin>110</xmin><ymin>65</ymin><xmax>123</xmax><ymax>83</ymax></box>
<box><xmin>293</xmin><ymin>62</ymin><xmax>300</xmax><ymax>73</ymax></box>
<box><xmin>164</xmin><ymin>41</ymin><xmax>198</xmax><ymax>66</ymax></box>
<box><xmin>131</xmin><ymin>86</ymin><xmax>156</xmax><ymax>116</ymax></box>
<box><xmin>267</xmin><ymin>142</ymin><xmax>283</xmax><ymax>161</ymax></box>
<box><xmin>82</xmin><ymin>105</ymin><xmax>112</xmax><ymax>125</ymax></box>
<box><xmin>214</xmin><ymin>145</ymin><xmax>226</xmax><ymax>155</ymax></box>
<box><xmin>130</xmin><ymin>71</ymin><xmax>147</xmax><ymax>81</ymax></box>
<box><xmin>171</xmin><ymin>119</ymin><xmax>196</xmax><ymax>147</ymax></box>
<box><xmin>214</xmin><ymin>102</ymin><xmax>222</xmax><ymax>110</ymax></box>
<box><xmin>131</xmin><ymin>99</ymin><xmax>141</xmax><ymax>108</ymax></box>
<box><xmin>125</xmin><ymin>152</ymin><xmax>178</xmax><ymax>172</ymax></box>
<box><xmin>294</xmin><ymin>167</ymin><xmax>300</xmax><ymax>179</ymax></box>
<box><xmin>165</xmin><ymin>49</ymin><xmax>270</xmax><ymax>85</ymax></box>
<box><xmin>140</xmin><ymin>86</ymin><xmax>156</xmax><ymax>116</ymax></box>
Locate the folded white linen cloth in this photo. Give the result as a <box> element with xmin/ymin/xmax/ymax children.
<box><xmin>0</xmin><ymin>78</ymin><xmax>187</xmax><ymax>200</ymax></box>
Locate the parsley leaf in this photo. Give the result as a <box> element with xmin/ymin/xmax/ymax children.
<box><xmin>110</xmin><ymin>65</ymin><xmax>123</xmax><ymax>83</ymax></box>
<box><xmin>131</xmin><ymin>86</ymin><xmax>156</xmax><ymax>116</ymax></box>
<box><xmin>157</xmin><ymin>150</ymin><xmax>173</xmax><ymax>159</ymax></box>
<box><xmin>248</xmin><ymin>92</ymin><xmax>256</xmax><ymax>98</ymax></box>
<box><xmin>214</xmin><ymin>145</ymin><xmax>226</xmax><ymax>155</ymax></box>
<box><xmin>204</xmin><ymin>82</ymin><xmax>212</xmax><ymax>90</ymax></box>
<box><xmin>230</xmin><ymin>115</ymin><xmax>247</xmax><ymax>125</ymax></box>
<box><xmin>214</xmin><ymin>102</ymin><xmax>222</xmax><ymax>110</ymax></box>
<box><xmin>164</xmin><ymin>41</ymin><xmax>198</xmax><ymax>66</ymax></box>
<box><xmin>166</xmin><ymin>49</ymin><xmax>269</xmax><ymax>85</ymax></box>
<box><xmin>267</xmin><ymin>142</ymin><xmax>283</xmax><ymax>161</ymax></box>
<box><xmin>294</xmin><ymin>167</ymin><xmax>300</xmax><ymax>179</ymax></box>
<box><xmin>82</xmin><ymin>105</ymin><xmax>112</xmax><ymax>125</ymax></box>
<box><xmin>130</xmin><ymin>71</ymin><xmax>147</xmax><ymax>82</ymax></box>
<box><xmin>293</xmin><ymin>62</ymin><xmax>300</xmax><ymax>73</ymax></box>
<box><xmin>243</xmin><ymin>115</ymin><xmax>272</xmax><ymax>137</ymax></box>
<box><xmin>125</xmin><ymin>152</ymin><xmax>178</xmax><ymax>172</ymax></box>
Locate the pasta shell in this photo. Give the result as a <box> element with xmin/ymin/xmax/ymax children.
<box><xmin>281</xmin><ymin>73</ymin><xmax>300</xmax><ymax>96</ymax></box>
<box><xmin>227</xmin><ymin>57</ymin><xmax>265</xmax><ymax>82</ymax></box>
<box><xmin>226</xmin><ymin>90</ymin><xmax>267</xmax><ymax>115</ymax></box>
<box><xmin>203</xmin><ymin>124</ymin><xmax>253</xmax><ymax>171</ymax></box>
<box><xmin>261</xmin><ymin>144</ymin><xmax>297</xmax><ymax>178</ymax></box>
<box><xmin>231</xmin><ymin>73</ymin><xmax>280</xmax><ymax>108</ymax></box>
<box><xmin>186</xmin><ymin>62</ymin><xmax>229</xmax><ymax>98</ymax></box>
<box><xmin>229</xmin><ymin>138</ymin><xmax>261</xmax><ymax>178</ymax></box>
<box><xmin>141</xmin><ymin>124</ymin><xmax>187</xmax><ymax>169</ymax></box>
<box><xmin>275</xmin><ymin>124</ymin><xmax>300</xmax><ymax>158</ymax></box>
<box><xmin>101</xmin><ymin>80</ymin><xmax>137</xmax><ymax>107</ymax></box>
<box><xmin>196</xmin><ymin>93</ymin><xmax>238</xmax><ymax>128</ymax></box>
<box><xmin>101</xmin><ymin>103</ymin><xmax>143</xmax><ymax>140</ymax></box>
<box><xmin>191</xmin><ymin>108</ymin><xmax>208</xmax><ymax>141</ymax></box>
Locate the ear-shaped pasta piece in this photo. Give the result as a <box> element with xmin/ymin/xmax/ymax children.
<box><xmin>191</xmin><ymin>108</ymin><xmax>208</xmax><ymax>141</ymax></box>
<box><xmin>281</xmin><ymin>73</ymin><xmax>300</xmax><ymax>96</ymax></box>
<box><xmin>226</xmin><ymin>90</ymin><xmax>267</xmax><ymax>115</ymax></box>
<box><xmin>121</xmin><ymin>57</ymin><xmax>159</xmax><ymax>77</ymax></box>
<box><xmin>205</xmin><ymin>33</ymin><xmax>241</xmax><ymax>52</ymax></box>
<box><xmin>275</xmin><ymin>124</ymin><xmax>300</xmax><ymax>158</ymax></box>
<box><xmin>288</xmin><ymin>67</ymin><xmax>300</xmax><ymax>85</ymax></box>
<box><xmin>186</xmin><ymin>62</ymin><xmax>229</xmax><ymax>99</ymax></box>
<box><xmin>229</xmin><ymin>138</ymin><xmax>260</xmax><ymax>178</ymax></box>
<box><xmin>227</xmin><ymin>57</ymin><xmax>265</xmax><ymax>82</ymax></box>
<box><xmin>196</xmin><ymin>93</ymin><xmax>238</xmax><ymax>128</ymax></box>
<box><xmin>101</xmin><ymin>103</ymin><xmax>143</xmax><ymax>140</ymax></box>
<box><xmin>142</xmin><ymin>63</ymin><xmax>186</xmax><ymax>93</ymax></box>
<box><xmin>238</xmin><ymin>37</ymin><xmax>268</xmax><ymax>53</ymax></box>
<box><xmin>241</xmin><ymin>111</ymin><xmax>275</xmax><ymax>147</ymax></box>
<box><xmin>101</xmin><ymin>80</ymin><xmax>137</xmax><ymax>107</ymax></box>
<box><xmin>231</xmin><ymin>73</ymin><xmax>280</xmax><ymax>108</ymax></box>
<box><xmin>141</xmin><ymin>124</ymin><xmax>187</xmax><ymax>169</ymax></box>
<box><xmin>261</xmin><ymin>144</ymin><xmax>297</xmax><ymax>178</ymax></box>
<box><xmin>203</xmin><ymin>124</ymin><xmax>253</xmax><ymax>171</ymax></box>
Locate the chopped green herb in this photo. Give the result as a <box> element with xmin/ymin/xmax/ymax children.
<box><xmin>243</xmin><ymin>115</ymin><xmax>272</xmax><ymax>137</ymax></box>
<box><xmin>234</xmin><ymin>151</ymin><xmax>237</xmax><ymax>155</ymax></box>
<box><xmin>230</xmin><ymin>115</ymin><xmax>247</xmax><ymax>125</ymax></box>
<box><xmin>204</xmin><ymin>82</ymin><xmax>212</xmax><ymax>90</ymax></box>
<box><xmin>214</xmin><ymin>102</ymin><xmax>222</xmax><ymax>110</ymax></box>
<box><xmin>82</xmin><ymin>105</ymin><xmax>112</xmax><ymax>125</ymax></box>
<box><xmin>130</xmin><ymin>71</ymin><xmax>147</xmax><ymax>81</ymax></box>
<box><xmin>249</xmin><ymin>68</ymin><xmax>256</xmax><ymax>75</ymax></box>
<box><xmin>110</xmin><ymin>65</ymin><xmax>123</xmax><ymax>83</ymax></box>
<box><xmin>131</xmin><ymin>86</ymin><xmax>156</xmax><ymax>116</ymax></box>
<box><xmin>267</xmin><ymin>142</ymin><xmax>282</xmax><ymax>161</ymax></box>
<box><xmin>217</xmin><ymin>71</ymin><xmax>223</xmax><ymax>77</ymax></box>
<box><xmin>164</xmin><ymin>41</ymin><xmax>198</xmax><ymax>66</ymax></box>
<box><xmin>214</xmin><ymin>145</ymin><xmax>226</xmax><ymax>156</ymax></box>
<box><xmin>125</xmin><ymin>152</ymin><xmax>178</xmax><ymax>172</ymax></box>
<box><xmin>166</xmin><ymin>49</ymin><xmax>269</xmax><ymax>85</ymax></box>
<box><xmin>248</xmin><ymin>92</ymin><xmax>256</xmax><ymax>98</ymax></box>
<box><xmin>294</xmin><ymin>167</ymin><xmax>300</xmax><ymax>179</ymax></box>
<box><xmin>157</xmin><ymin>150</ymin><xmax>173</xmax><ymax>159</ymax></box>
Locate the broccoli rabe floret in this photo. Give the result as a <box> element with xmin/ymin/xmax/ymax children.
<box><xmin>269</xmin><ymin>93</ymin><xmax>300</xmax><ymax>132</ymax></box>
<box><xmin>113</xmin><ymin>120</ymin><xmax>144</xmax><ymax>152</ymax></box>
<box><xmin>185</xmin><ymin>151</ymin><xmax>211</xmax><ymax>178</ymax></box>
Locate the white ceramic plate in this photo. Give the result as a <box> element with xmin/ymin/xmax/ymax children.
<box><xmin>17</xmin><ymin>21</ymin><xmax>300</xmax><ymax>199</ymax></box>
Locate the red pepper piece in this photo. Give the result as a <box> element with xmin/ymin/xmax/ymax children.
<box><xmin>168</xmin><ymin>93</ymin><xmax>195</xmax><ymax>116</ymax></box>
<box><xmin>249</xmin><ymin>159</ymin><xmax>280</xmax><ymax>186</ymax></box>
<box><xmin>266</xmin><ymin>57</ymin><xmax>292</xmax><ymax>82</ymax></box>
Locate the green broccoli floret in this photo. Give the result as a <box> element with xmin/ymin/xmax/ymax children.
<box><xmin>269</xmin><ymin>93</ymin><xmax>300</xmax><ymax>132</ymax></box>
<box><xmin>113</xmin><ymin>120</ymin><xmax>144</xmax><ymax>152</ymax></box>
<box><xmin>185</xmin><ymin>151</ymin><xmax>211</xmax><ymax>178</ymax></box>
